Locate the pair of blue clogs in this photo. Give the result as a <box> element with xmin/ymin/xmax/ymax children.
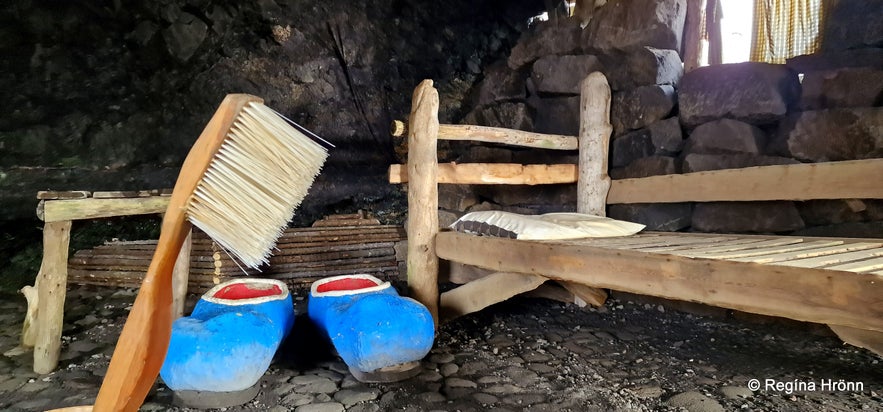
<box><xmin>159</xmin><ymin>274</ymin><xmax>434</xmax><ymax>408</ymax></box>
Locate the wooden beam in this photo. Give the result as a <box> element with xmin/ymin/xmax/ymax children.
<box><xmin>577</xmin><ymin>72</ymin><xmax>612</xmax><ymax>216</ymax></box>
<box><xmin>558</xmin><ymin>281</ymin><xmax>607</xmax><ymax>307</ymax></box>
<box><xmin>607</xmin><ymin>159</ymin><xmax>883</xmax><ymax>204</ymax></box>
<box><xmin>388</xmin><ymin>163</ymin><xmax>577</xmax><ymax>185</ymax></box>
<box><xmin>40</xmin><ymin>196</ymin><xmax>169</xmax><ymax>222</ymax></box>
<box><xmin>171</xmin><ymin>229</ymin><xmax>192</xmax><ymax>319</ymax></box>
<box><xmin>406</xmin><ymin>80</ymin><xmax>440</xmax><ymax>324</ymax></box>
<box><xmin>391</xmin><ymin>120</ymin><xmax>577</xmax><ymax>150</ymax></box>
<box><xmin>440</xmin><ymin>271</ymin><xmax>547</xmax><ymax>321</ymax></box>
<box><xmin>682</xmin><ymin>0</ymin><xmax>706</xmax><ymax>72</ymax></box>
<box><xmin>435</xmin><ymin>231</ymin><xmax>883</xmax><ymax>332</ymax></box>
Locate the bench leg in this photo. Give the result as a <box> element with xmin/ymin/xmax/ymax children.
<box><xmin>33</xmin><ymin>220</ymin><xmax>72</xmax><ymax>374</ymax></box>
<box><xmin>171</xmin><ymin>228</ymin><xmax>192</xmax><ymax>319</ymax></box>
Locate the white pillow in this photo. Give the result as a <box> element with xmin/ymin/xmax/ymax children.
<box><xmin>450</xmin><ymin>211</ymin><xmax>644</xmax><ymax>240</ymax></box>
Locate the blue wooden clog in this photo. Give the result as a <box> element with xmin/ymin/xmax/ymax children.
<box><xmin>160</xmin><ymin>278</ymin><xmax>294</xmax><ymax>408</ymax></box>
<box><xmin>308</xmin><ymin>274</ymin><xmax>435</xmax><ymax>382</ymax></box>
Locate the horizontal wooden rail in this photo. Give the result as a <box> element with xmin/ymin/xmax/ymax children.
<box><xmin>391</xmin><ymin>120</ymin><xmax>577</xmax><ymax>150</ymax></box>
<box><xmin>435</xmin><ymin>231</ymin><xmax>883</xmax><ymax>332</ymax></box>
<box><xmin>389</xmin><ymin>163</ymin><xmax>577</xmax><ymax>185</ymax></box>
<box><xmin>607</xmin><ymin>158</ymin><xmax>883</xmax><ymax>203</ymax></box>
<box><xmin>390</xmin><ymin>158</ymin><xmax>883</xmax><ymax>202</ymax></box>
<box><xmin>39</xmin><ymin>196</ymin><xmax>170</xmax><ymax>222</ymax></box>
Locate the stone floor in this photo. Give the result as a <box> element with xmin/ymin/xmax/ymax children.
<box><xmin>1</xmin><ymin>284</ymin><xmax>881</xmax><ymax>411</ymax></box>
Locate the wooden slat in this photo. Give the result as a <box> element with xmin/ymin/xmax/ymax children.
<box><xmin>388</xmin><ymin>163</ymin><xmax>578</xmax><ymax>185</ymax></box>
<box><xmin>618</xmin><ymin>237</ymin><xmax>766</xmax><ymax>251</ymax></box>
<box><xmin>37</xmin><ymin>190</ymin><xmax>91</xmax><ymax>200</ymax></box>
<box><xmin>824</xmin><ymin>257</ymin><xmax>883</xmax><ymax>273</ymax></box>
<box><xmin>729</xmin><ymin>242</ymin><xmax>883</xmax><ymax>264</ymax></box>
<box><xmin>440</xmin><ymin>272</ymin><xmax>547</xmax><ymax>320</ymax></box>
<box><xmin>435</xmin><ymin>231</ymin><xmax>883</xmax><ymax>332</ymax></box>
<box><xmin>391</xmin><ymin>120</ymin><xmax>578</xmax><ymax>150</ymax></box>
<box><xmin>674</xmin><ymin>238</ymin><xmax>805</xmax><ymax>258</ymax></box>
<box><xmin>40</xmin><ymin>196</ymin><xmax>170</xmax><ymax>222</ymax></box>
<box><xmin>632</xmin><ymin>237</ymin><xmax>742</xmax><ymax>252</ymax></box>
<box><xmin>775</xmin><ymin>248</ymin><xmax>883</xmax><ymax>268</ymax></box>
<box><xmin>702</xmin><ymin>240</ymin><xmax>845</xmax><ymax>260</ymax></box>
<box><xmin>607</xmin><ymin>159</ymin><xmax>883</xmax><ymax>204</ymax></box>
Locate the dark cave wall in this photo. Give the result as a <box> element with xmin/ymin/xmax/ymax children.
<box><xmin>0</xmin><ymin>0</ymin><xmax>543</xmax><ymax>223</ymax></box>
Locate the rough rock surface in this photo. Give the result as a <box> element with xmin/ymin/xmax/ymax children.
<box><xmin>608</xmin><ymin>203</ymin><xmax>692</xmax><ymax>231</ymax></box>
<box><xmin>1</xmin><ymin>285</ymin><xmax>880</xmax><ymax>411</ymax></box>
<box><xmin>598</xmin><ymin>47</ymin><xmax>684</xmax><ymax>91</ymax></box>
<box><xmin>610</xmin><ymin>156</ymin><xmax>677</xmax><ymax>179</ymax></box>
<box><xmin>530</xmin><ymin>55</ymin><xmax>603</xmax><ymax>95</ymax></box>
<box><xmin>821</xmin><ymin>0</ymin><xmax>883</xmax><ymax>51</ymax></box>
<box><xmin>682</xmin><ymin>154</ymin><xmax>799</xmax><ymax>173</ymax></box>
<box><xmin>683</xmin><ymin>119</ymin><xmax>769</xmax><ymax>155</ymax></box>
<box><xmin>679</xmin><ymin>63</ymin><xmax>801</xmax><ymax>128</ymax></box>
<box><xmin>776</xmin><ymin>107</ymin><xmax>883</xmax><ymax>162</ymax></box>
<box><xmin>508</xmin><ymin>19</ymin><xmax>583</xmax><ymax>69</ymax></box>
<box><xmin>692</xmin><ymin>201</ymin><xmax>805</xmax><ymax>233</ymax></box>
<box><xmin>584</xmin><ymin>0</ymin><xmax>686</xmax><ymax>54</ymax></box>
<box><xmin>611</xmin><ymin>85</ymin><xmax>676</xmax><ymax>136</ymax></box>
<box><xmin>799</xmin><ymin>67</ymin><xmax>883</xmax><ymax>110</ymax></box>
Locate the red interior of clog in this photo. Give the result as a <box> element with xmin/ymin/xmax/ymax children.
<box><xmin>213</xmin><ymin>283</ymin><xmax>283</xmax><ymax>300</ymax></box>
<box><xmin>316</xmin><ymin>277</ymin><xmax>379</xmax><ymax>293</ymax></box>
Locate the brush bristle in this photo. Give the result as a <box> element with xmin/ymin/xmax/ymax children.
<box><xmin>187</xmin><ymin>102</ymin><xmax>328</xmax><ymax>269</ymax></box>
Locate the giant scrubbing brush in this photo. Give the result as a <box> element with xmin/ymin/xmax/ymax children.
<box><xmin>92</xmin><ymin>94</ymin><xmax>328</xmax><ymax>411</ymax></box>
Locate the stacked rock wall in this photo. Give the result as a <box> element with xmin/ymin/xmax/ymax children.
<box><xmin>444</xmin><ymin>0</ymin><xmax>883</xmax><ymax>237</ymax></box>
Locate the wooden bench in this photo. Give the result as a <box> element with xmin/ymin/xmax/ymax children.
<box><xmin>389</xmin><ymin>74</ymin><xmax>883</xmax><ymax>356</ymax></box>
<box><xmin>21</xmin><ymin>190</ymin><xmax>193</xmax><ymax>374</ymax></box>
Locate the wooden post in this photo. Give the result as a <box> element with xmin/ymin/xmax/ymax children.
<box><xmin>682</xmin><ymin>0</ymin><xmax>706</xmax><ymax>72</ymax></box>
<box><xmin>406</xmin><ymin>79</ymin><xmax>440</xmax><ymax>325</ymax></box>
<box><xmin>171</xmin><ymin>228</ymin><xmax>192</xmax><ymax>319</ymax></box>
<box><xmin>33</xmin><ymin>220</ymin><xmax>72</xmax><ymax>374</ymax></box>
<box><xmin>577</xmin><ymin>72</ymin><xmax>613</xmax><ymax>216</ymax></box>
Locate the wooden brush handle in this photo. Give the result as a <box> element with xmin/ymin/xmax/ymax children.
<box><xmin>92</xmin><ymin>94</ymin><xmax>263</xmax><ymax>412</ymax></box>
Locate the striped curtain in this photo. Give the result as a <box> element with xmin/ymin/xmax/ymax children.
<box><xmin>750</xmin><ymin>0</ymin><xmax>827</xmax><ymax>64</ymax></box>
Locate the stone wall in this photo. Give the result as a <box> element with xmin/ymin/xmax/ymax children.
<box><xmin>444</xmin><ymin>0</ymin><xmax>883</xmax><ymax>237</ymax></box>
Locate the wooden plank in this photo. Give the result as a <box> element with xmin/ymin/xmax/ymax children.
<box><xmin>632</xmin><ymin>237</ymin><xmax>742</xmax><ymax>252</ymax></box>
<box><xmin>577</xmin><ymin>72</ymin><xmax>612</xmax><ymax>216</ymax></box>
<box><xmin>40</xmin><ymin>196</ymin><xmax>169</xmax><ymax>222</ymax></box>
<box><xmin>729</xmin><ymin>242</ymin><xmax>883</xmax><ymax>263</ymax></box>
<box><xmin>171</xmin><ymin>229</ymin><xmax>192</xmax><ymax>319</ymax></box>
<box><xmin>616</xmin><ymin>237</ymin><xmax>765</xmax><ymax>251</ymax></box>
<box><xmin>406</xmin><ymin>79</ymin><xmax>440</xmax><ymax>324</ymax></box>
<box><xmin>37</xmin><ymin>190</ymin><xmax>91</xmax><ymax>200</ymax></box>
<box><xmin>607</xmin><ymin>159</ymin><xmax>883</xmax><ymax>204</ymax></box>
<box><xmin>824</xmin><ymin>257</ymin><xmax>883</xmax><ymax>273</ymax></box>
<box><xmin>701</xmin><ymin>240</ymin><xmax>845</xmax><ymax>260</ymax></box>
<box><xmin>389</xmin><ymin>162</ymin><xmax>578</xmax><ymax>185</ymax></box>
<box><xmin>435</xmin><ymin>231</ymin><xmax>883</xmax><ymax>332</ymax></box>
<box><xmin>390</xmin><ymin>120</ymin><xmax>577</xmax><ymax>150</ymax></box>
<box><xmin>775</xmin><ymin>248</ymin><xmax>883</xmax><ymax>268</ymax></box>
<box><xmin>558</xmin><ymin>281</ymin><xmax>607</xmax><ymax>307</ymax></box>
<box><xmin>674</xmin><ymin>238</ymin><xmax>804</xmax><ymax>258</ymax></box>
<box><xmin>440</xmin><ymin>272</ymin><xmax>547</xmax><ymax>321</ymax></box>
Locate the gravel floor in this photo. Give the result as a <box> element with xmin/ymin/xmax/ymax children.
<box><xmin>1</xmin><ymin>284</ymin><xmax>881</xmax><ymax>411</ymax></box>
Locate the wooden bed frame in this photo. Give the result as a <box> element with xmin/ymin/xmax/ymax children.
<box><xmin>388</xmin><ymin>74</ymin><xmax>883</xmax><ymax>355</ymax></box>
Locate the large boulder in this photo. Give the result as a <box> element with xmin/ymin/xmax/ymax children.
<box><xmin>508</xmin><ymin>19</ymin><xmax>583</xmax><ymax>69</ymax></box>
<box><xmin>683</xmin><ymin>119</ymin><xmax>768</xmax><ymax>155</ymax></box>
<box><xmin>611</xmin><ymin>129</ymin><xmax>654</xmax><ymax>167</ymax></box>
<box><xmin>821</xmin><ymin>0</ymin><xmax>883</xmax><ymax>51</ymax></box>
<box><xmin>647</xmin><ymin>117</ymin><xmax>684</xmax><ymax>155</ymax></box>
<box><xmin>531</xmin><ymin>55</ymin><xmax>604</xmax><ymax>95</ymax></box>
<box><xmin>611</xmin><ymin>85</ymin><xmax>676</xmax><ymax>135</ymax></box>
<box><xmin>585</xmin><ymin>0</ymin><xmax>686</xmax><ymax>54</ymax></box>
<box><xmin>799</xmin><ymin>67</ymin><xmax>883</xmax><ymax>110</ymax></box>
<box><xmin>679</xmin><ymin>63</ymin><xmax>800</xmax><ymax>128</ymax></box>
<box><xmin>599</xmin><ymin>47</ymin><xmax>683</xmax><ymax>90</ymax></box>
<box><xmin>610</xmin><ymin>155</ymin><xmax>677</xmax><ymax>179</ymax></box>
<box><xmin>774</xmin><ymin>107</ymin><xmax>883</xmax><ymax>162</ymax></box>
